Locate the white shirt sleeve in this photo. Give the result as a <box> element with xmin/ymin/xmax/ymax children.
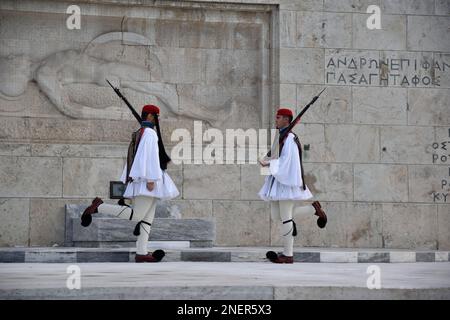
<box><xmin>120</xmin><ymin>164</ymin><xmax>127</xmax><ymax>183</ymax></box>
<box><xmin>129</xmin><ymin>128</ymin><xmax>162</xmax><ymax>182</ymax></box>
<box><xmin>268</xmin><ymin>133</ymin><xmax>303</xmax><ymax>187</ymax></box>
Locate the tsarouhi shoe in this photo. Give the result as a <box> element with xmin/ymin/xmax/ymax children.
<box><xmin>81</xmin><ymin>197</ymin><xmax>103</xmax><ymax>227</ymax></box>
<box><xmin>312</xmin><ymin>201</ymin><xmax>327</xmax><ymax>228</ymax></box>
<box><xmin>266</xmin><ymin>251</ymin><xmax>294</xmax><ymax>264</ymax></box>
<box><xmin>135</xmin><ymin>250</ymin><xmax>165</xmax><ymax>263</ymax></box>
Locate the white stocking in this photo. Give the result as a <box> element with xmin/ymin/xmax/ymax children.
<box><xmin>135</xmin><ymin>198</ymin><xmax>157</xmax><ymax>255</ymax></box>
<box><xmin>279</xmin><ymin>200</ymin><xmax>296</xmax><ymax>257</ymax></box>
<box><xmin>294</xmin><ymin>204</ymin><xmax>316</xmax><ymax>216</ymax></box>
<box><xmin>97</xmin><ymin>196</ymin><xmax>157</xmax><ymax>255</ymax></box>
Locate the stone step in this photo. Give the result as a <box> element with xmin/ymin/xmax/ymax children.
<box><xmin>3</xmin><ymin>285</ymin><xmax>449</xmax><ymax>300</ymax></box>
<box><xmin>65</xmin><ymin>204</ymin><xmax>215</xmax><ymax>248</ymax></box>
<box><xmin>0</xmin><ymin>246</ymin><xmax>448</xmax><ymax>263</ymax></box>
<box><xmin>1</xmin><ymin>262</ymin><xmax>449</xmax><ymax>300</ymax></box>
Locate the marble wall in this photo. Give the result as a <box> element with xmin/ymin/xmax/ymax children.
<box><xmin>0</xmin><ymin>0</ymin><xmax>448</xmax><ymax>250</ymax></box>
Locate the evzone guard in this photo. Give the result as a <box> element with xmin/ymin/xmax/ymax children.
<box><xmin>259</xmin><ymin>107</ymin><xmax>327</xmax><ymax>264</ymax></box>
<box><xmin>81</xmin><ymin>104</ymin><xmax>179</xmax><ymax>262</ymax></box>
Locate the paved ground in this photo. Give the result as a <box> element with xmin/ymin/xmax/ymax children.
<box><xmin>1</xmin><ymin>262</ymin><xmax>449</xmax><ymax>299</ymax></box>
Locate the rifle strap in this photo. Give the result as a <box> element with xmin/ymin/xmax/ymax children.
<box><xmin>279</xmin><ymin>132</ymin><xmax>306</xmax><ymax>191</ymax></box>
<box><xmin>126</xmin><ymin>128</ymin><xmax>145</xmax><ymax>183</ymax></box>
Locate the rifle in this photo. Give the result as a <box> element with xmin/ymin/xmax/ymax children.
<box><xmin>106</xmin><ymin>79</ymin><xmax>143</xmax><ymax>194</ymax></box>
<box><xmin>106</xmin><ymin>78</ymin><xmax>171</xmax><ymax>174</ymax></box>
<box><xmin>106</xmin><ymin>79</ymin><xmax>142</xmax><ymax>123</ymax></box>
<box><xmin>263</xmin><ymin>87</ymin><xmax>327</xmax><ymax>161</ymax></box>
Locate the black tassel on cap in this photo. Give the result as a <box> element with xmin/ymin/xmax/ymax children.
<box><xmin>153</xmin><ymin>114</ymin><xmax>171</xmax><ymax>171</ymax></box>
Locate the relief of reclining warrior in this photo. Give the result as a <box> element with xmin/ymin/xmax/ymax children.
<box><xmin>0</xmin><ymin>32</ymin><xmax>233</xmax><ymax>126</ymax></box>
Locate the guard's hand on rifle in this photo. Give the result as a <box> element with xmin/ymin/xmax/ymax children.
<box><xmin>146</xmin><ymin>181</ymin><xmax>155</xmax><ymax>192</ymax></box>
<box><xmin>259</xmin><ymin>159</ymin><xmax>269</xmax><ymax>167</ymax></box>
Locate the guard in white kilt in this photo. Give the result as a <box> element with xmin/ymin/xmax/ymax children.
<box><xmin>259</xmin><ymin>108</ymin><xmax>327</xmax><ymax>264</ymax></box>
<box><xmin>81</xmin><ymin>104</ymin><xmax>179</xmax><ymax>263</ymax></box>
